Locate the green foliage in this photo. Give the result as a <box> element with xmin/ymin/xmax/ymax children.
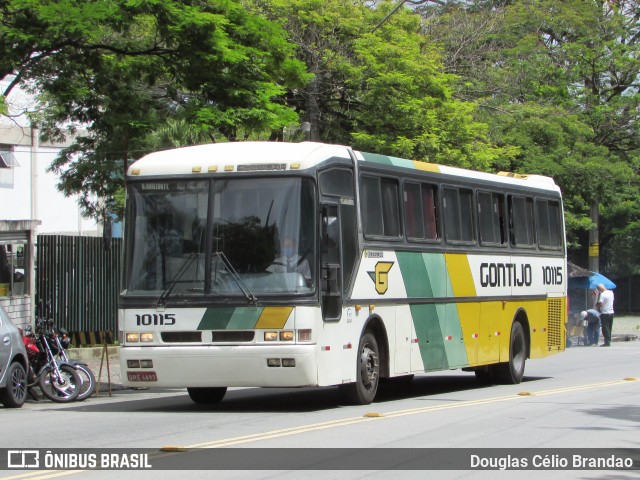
<box><xmin>5</xmin><ymin>0</ymin><xmax>640</xmax><ymax>277</ymax></box>
<box><xmin>423</xmin><ymin>0</ymin><xmax>640</xmax><ymax>275</ymax></box>
<box><xmin>252</xmin><ymin>0</ymin><xmax>510</xmax><ymax>169</ymax></box>
<box><xmin>2</xmin><ymin>0</ymin><xmax>309</xmax><ymax>217</ymax></box>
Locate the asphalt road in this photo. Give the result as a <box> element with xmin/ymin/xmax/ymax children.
<box><xmin>1</xmin><ymin>338</ymin><xmax>639</xmax><ymax>480</ymax></box>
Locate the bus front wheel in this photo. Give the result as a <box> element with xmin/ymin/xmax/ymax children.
<box><xmin>187</xmin><ymin>387</ymin><xmax>227</xmax><ymax>404</ymax></box>
<box><xmin>494</xmin><ymin>321</ymin><xmax>526</xmax><ymax>384</ymax></box>
<box><xmin>340</xmin><ymin>332</ymin><xmax>380</xmax><ymax>405</ymax></box>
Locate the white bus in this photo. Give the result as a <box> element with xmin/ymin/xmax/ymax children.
<box><xmin>119</xmin><ymin>141</ymin><xmax>566</xmax><ymax>405</ymax></box>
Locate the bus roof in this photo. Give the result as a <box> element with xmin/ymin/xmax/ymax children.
<box><xmin>128</xmin><ymin>141</ymin><xmax>560</xmax><ymax>192</ymax></box>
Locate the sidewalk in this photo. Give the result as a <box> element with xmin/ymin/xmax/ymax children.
<box><xmin>67</xmin><ymin>346</ymin><xmax>125</xmax><ymax>393</ymax></box>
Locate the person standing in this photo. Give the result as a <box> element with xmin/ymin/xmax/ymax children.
<box><xmin>596</xmin><ymin>283</ymin><xmax>615</xmax><ymax>347</ymax></box>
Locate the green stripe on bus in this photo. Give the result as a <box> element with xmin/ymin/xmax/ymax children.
<box><xmin>397</xmin><ymin>252</ymin><xmax>469</xmax><ymax>368</ymax></box>
<box><xmin>228</xmin><ymin>307</ymin><xmax>264</xmax><ymax>329</ymax></box>
<box><xmin>442</xmin><ymin>303</ymin><xmax>469</xmax><ymax>367</ymax></box>
<box><xmin>361</xmin><ymin>152</ymin><xmax>416</xmax><ymax>169</ymax></box>
<box><xmin>422</xmin><ymin>252</ymin><xmax>452</xmax><ymax>298</ymax></box>
<box><xmin>396</xmin><ymin>251</ymin><xmax>434</xmax><ymax>298</ymax></box>
<box><xmin>409</xmin><ymin>304</ymin><xmax>448</xmax><ymax>371</ymax></box>
<box><xmin>396</xmin><ymin>252</ymin><xmax>450</xmax><ymax>298</ymax></box>
<box><xmin>388</xmin><ymin>156</ymin><xmax>414</xmax><ymax>168</ymax></box>
<box><xmin>198</xmin><ymin>307</ymin><xmax>237</xmax><ymax>330</ymax></box>
<box><xmin>360</xmin><ymin>152</ymin><xmax>394</xmax><ymax>166</ymax></box>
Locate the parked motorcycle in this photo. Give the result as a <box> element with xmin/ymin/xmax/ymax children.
<box><xmin>21</xmin><ymin>320</ymin><xmax>81</xmax><ymax>403</ymax></box>
<box><xmin>49</xmin><ymin>326</ymin><xmax>96</xmax><ymax>401</ymax></box>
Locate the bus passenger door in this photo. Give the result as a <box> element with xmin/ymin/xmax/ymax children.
<box><xmin>321</xmin><ymin>203</ymin><xmax>342</xmax><ymax>322</ymax></box>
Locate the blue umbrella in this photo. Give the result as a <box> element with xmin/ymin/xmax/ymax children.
<box><xmin>568</xmin><ymin>271</ymin><xmax>616</xmax><ymax>290</ymax></box>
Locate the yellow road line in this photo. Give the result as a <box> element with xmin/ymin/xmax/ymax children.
<box><xmin>3</xmin><ymin>377</ymin><xmax>637</xmax><ymax>479</ymax></box>
<box><xmin>191</xmin><ymin>378</ymin><xmax>638</xmax><ymax>448</ymax></box>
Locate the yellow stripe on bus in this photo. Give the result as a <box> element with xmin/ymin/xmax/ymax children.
<box><xmin>443</xmin><ymin>253</ymin><xmax>478</xmax><ymax>364</ymax></box>
<box><xmin>255</xmin><ymin>306</ymin><xmax>294</xmax><ymax>329</ymax></box>
<box><xmin>412</xmin><ymin>161</ymin><xmax>441</xmax><ymax>172</ymax></box>
<box><xmin>444</xmin><ymin>253</ymin><xmax>476</xmax><ymax>297</ymax></box>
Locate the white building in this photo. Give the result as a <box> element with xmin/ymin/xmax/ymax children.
<box><xmin>1</xmin><ymin>79</ymin><xmax>99</xmax><ymax>324</ymax></box>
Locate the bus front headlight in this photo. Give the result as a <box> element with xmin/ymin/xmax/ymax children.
<box><xmin>264</xmin><ymin>332</ymin><xmax>278</xmax><ymax>341</ymax></box>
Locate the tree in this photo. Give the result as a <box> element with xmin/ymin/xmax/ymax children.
<box><xmin>252</xmin><ymin>0</ymin><xmax>513</xmax><ymax>169</ymax></box>
<box><xmin>1</xmin><ymin>0</ymin><xmax>309</xmax><ymax>217</ymax></box>
<box><xmin>421</xmin><ymin>0</ymin><xmax>640</xmax><ymax>274</ymax></box>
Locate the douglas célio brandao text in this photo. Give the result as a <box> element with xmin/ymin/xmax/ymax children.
<box><xmin>470</xmin><ymin>453</ymin><xmax>635</xmax><ymax>470</ymax></box>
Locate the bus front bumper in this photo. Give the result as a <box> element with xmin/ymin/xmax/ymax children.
<box><xmin>120</xmin><ymin>344</ymin><xmax>318</xmax><ymax>388</ymax></box>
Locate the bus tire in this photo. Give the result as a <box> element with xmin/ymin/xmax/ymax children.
<box><xmin>494</xmin><ymin>321</ymin><xmax>526</xmax><ymax>384</ymax></box>
<box><xmin>187</xmin><ymin>387</ymin><xmax>227</xmax><ymax>404</ymax></box>
<box><xmin>340</xmin><ymin>332</ymin><xmax>380</xmax><ymax>405</ymax></box>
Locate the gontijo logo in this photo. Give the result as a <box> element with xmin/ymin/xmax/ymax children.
<box><xmin>368</xmin><ymin>261</ymin><xmax>394</xmax><ymax>294</ymax></box>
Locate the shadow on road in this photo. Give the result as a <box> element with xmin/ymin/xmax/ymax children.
<box><xmin>48</xmin><ymin>372</ymin><xmax>551</xmax><ymax>414</ymax></box>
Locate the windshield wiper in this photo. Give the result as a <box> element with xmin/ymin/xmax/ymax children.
<box><xmin>157</xmin><ymin>252</ymin><xmax>201</xmax><ymax>308</ymax></box>
<box><xmin>213</xmin><ymin>251</ymin><xmax>258</xmax><ymax>305</ymax></box>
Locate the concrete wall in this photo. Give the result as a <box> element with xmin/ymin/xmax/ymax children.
<box><xmin>0</xmin><ymin>295</ymin><xmax>32</xmax><ymax>329</ymax></box>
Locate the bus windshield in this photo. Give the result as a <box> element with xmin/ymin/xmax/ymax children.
<box><xmin>125</xmin><ymin>177</ymin><xmax>316</xmax><ymax>298</ymax></box>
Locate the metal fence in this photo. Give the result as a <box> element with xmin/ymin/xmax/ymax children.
<box><xmin>35</xmin><ymin>235</ymin><xmax>121</xmax><ymax>344</ymax></box>
<box><xmin>612</xmin><ymin>275</ymin><xmax>640</xmax><ymax>314</ymax></box>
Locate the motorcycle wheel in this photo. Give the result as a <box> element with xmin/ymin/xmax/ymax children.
<box><xmin>38</xmin><ymin>365</ymin><xmax>82</xmax><ymax>403</ymax></box>
<box><xmin>74</xmin><ymin>364</ymin><xmax>96</xmax><ymax>401</ymax></box>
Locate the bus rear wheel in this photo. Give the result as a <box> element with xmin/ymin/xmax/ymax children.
<box><xmin>340</xmin><ymin>332</ymin><xmax>380</xmax><ymax>405</ymax></box>
<box><xmin>494</xmin><ymin>321</ymin><xmax>526</xmax><ymax>384</ymax></box>
<box><xmin>187</xmin><ymin>387</ymin><xmax>227</xmax><ymax>404</ymax></box>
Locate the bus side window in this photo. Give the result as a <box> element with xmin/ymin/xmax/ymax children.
<box><xmin>423</xmin><ymin>184</ymin><xmax>439</xmax><ymax>240</ymax></box>
<box><xmin>361</xmin><ymin>176</ymin><xmax>383</xmax><ymax>236</ymax></box>
<box><xmin>536</xmin><ymin>199</ymin><xmax>563</xmax><ymax>248</ymax></box>
<box><xmin>404</xmin><ymin>182</ymin><xmax>423</xmax><ymax>239</ymax></box>
<box><xmin>361</xmin><ymin>175</ymin><xmax>401</xmax><ymax>239</ymax></box>
<box><xmin>443</xmin><ymin>187</ymin><xmax>474</xmax><ymax>243</ymax></box>
<box><xmin>404</xmin><ymin>182</ymin><xmax>438</xmax><ymax>241</ymax></box>
<box><xmin>509</xmin><ymin>195</ymin><xmax>535</xmax><ymax>247</ymax></box>
<box><xmin>478</xmin><ymin>191</ymin><xmax>506</xmax><ymax>245</ymax></box>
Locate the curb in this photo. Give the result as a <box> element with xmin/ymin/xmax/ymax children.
<box><xmin>67</xmin><ymin>346</ymin><xmax>120</xmax><ymax>362</ymax></box>
<box><xmin>612</xmin><ymin>333</ymin><xmax>640</xmax><ymax>342</ymax></box>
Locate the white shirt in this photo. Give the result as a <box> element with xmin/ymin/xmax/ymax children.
<box><xmin>598</xmin><ymin>289</ymin><xmax>614</xmax><ymax>314</ymax></box>
<box><xmin>267</xmin><ymin>255</ymin><xmax>311</xmax><ymax>281</ymax></box>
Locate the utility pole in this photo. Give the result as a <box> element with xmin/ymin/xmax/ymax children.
<box><xmin>588</xmin><ymin>201</ymin><xmax>599</xmax><ymax>272</ymax></box>
<box><xmin>30</xmin><ymin>123</ymin><xmax>38</xmax><ymax>221</ymax></box>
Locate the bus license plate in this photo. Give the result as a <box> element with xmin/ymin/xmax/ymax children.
<box><xmin>127</xmin><ymin>371</ymin><xmax>158</xmax><ymax>382</ymax></box>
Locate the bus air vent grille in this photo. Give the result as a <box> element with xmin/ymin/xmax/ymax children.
<box><xmin>211</xmin><ymin>331</ymin><xmax>255</xmax><ymax>343</ymax></box>
<box><xmin>547</xmin><ymin>298</ymin><xmax>564</xmax><ymax>350</ymax></box>
<box><xmin>161</xmin><ymin>331</ymin><xmax>203</xmax><ymax>343</ymax></box>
